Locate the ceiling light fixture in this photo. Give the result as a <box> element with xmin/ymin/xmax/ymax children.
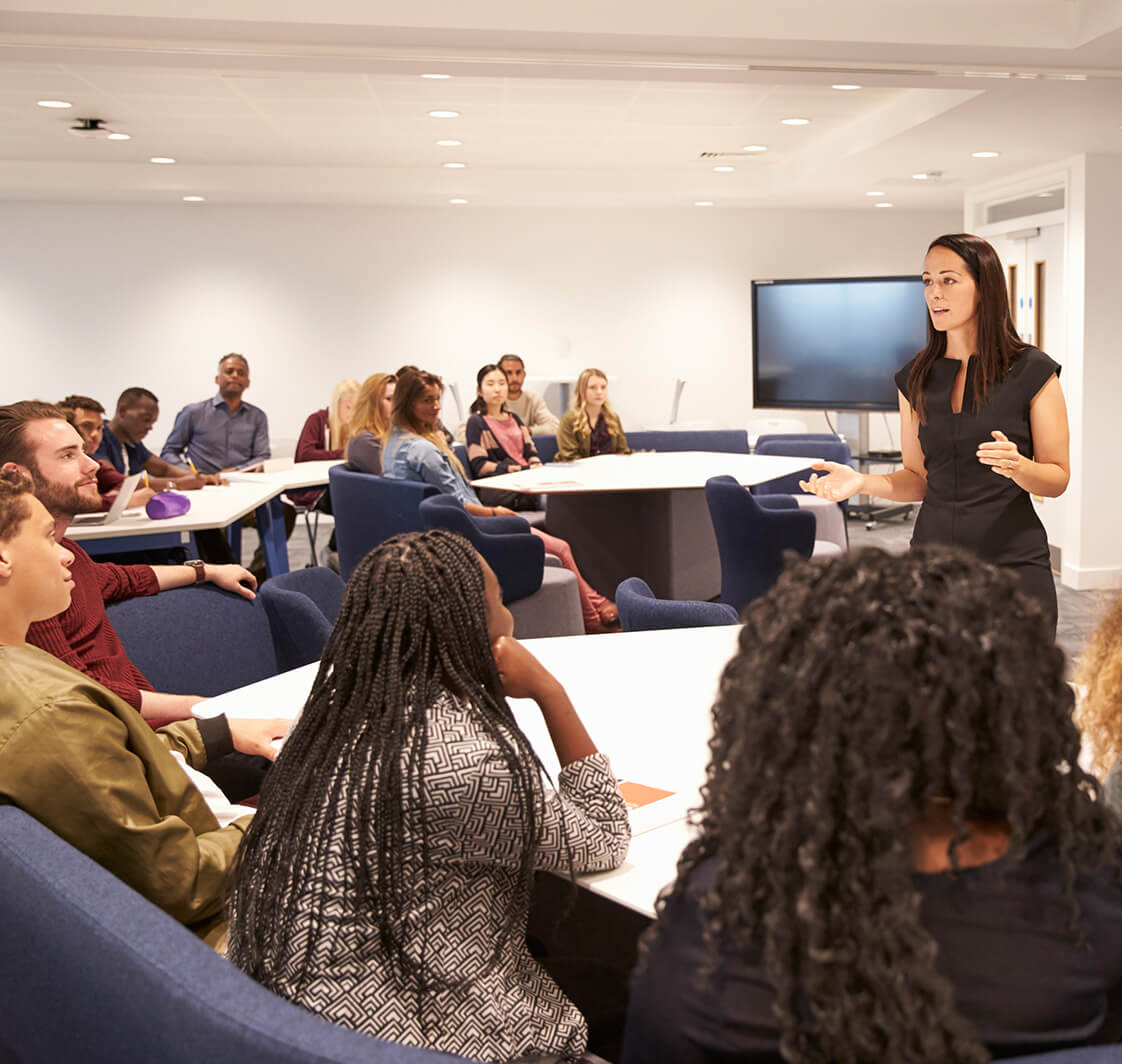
<box><xmin>865</xmin><ymin>190</ymin><xmax>885</xmax><ymax>197</ymax></box>
<box><xmin>38</xmin><ymin>99</ymin><xmax>72</xmax><ymax>109</ymax></box>
<box><xmin>695</xmin><ymin>201</ymin><xmax>714</xmax><ymax>207</ymax></box>
<box><xmin>449</xmin><ymin>198</ymin><xmax>468</xmax><ymax>204</ymax></box>
<box><xmin>832</xmin><ymin>84</ymin><xmax>861</xmax><ymax>90</ymax></box>
<box><xmin>421</xmin><ymin>73</ymin><xmax>451</xmax><ymax>79</ymax></box>
<box><xmin>875</xmin><ymin>202</ymin><xmax>894</xmax><ymax>208</ymax></box>
<box><xmin>428</xmin><ymin>110</ymin><xmax>460</xmax><ymax>118</ymax></box>
<box><xmin>1037</xmin><ymin>191</ymin><xmax>1054</xmax><ymax>197</ymax></box>
<box><xmin>971</xmin><ymin>150</ymin><xmax>1000</xmax><ymax>158</ymax></box>
<box><xmin>911</xmin><ymin>172</ymin><xmax>929</xmax><ymax>180</ymax></box>
<box><xmin>107</xmin><ymin>132</ymin><xmax>130</xmax><ymax>141</ymax></box>
<box><xmin>149</xmin><ymin>156</ymin><xmax>176</xmax><ymax>164</ymax></box>
<box><xmin>183</xmin><ymin>195</ymin><xmax>205</xmax><ymax>202</ymax></box>
<box><xmin>713</xmin><ymin>165</ymin><xmax>735</xmax><ymax>172</ymax></box>
<box><xmin>742</xmin><ymin>144</ymin><xmax>768</xmax><ymax>152</ymax></box>
<box><xmin>443</xmin><ymin>161</ymin><xmax>465</xmax><ymax>168</ymax></box>
<box><xmin>780</xmin><ymin>117</ymin><xmax>810</xmax><ymax>125</ymax></box>
<box><xmin>436</xmin><ymin>139</ymin><xmax>462</xmax><ymax>147</ymax></box>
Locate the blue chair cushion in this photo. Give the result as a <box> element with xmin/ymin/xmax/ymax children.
<box><xmin>616</xmin><ymin>577</ymin><xmax>739</xmax><ymax>632</ymax></box>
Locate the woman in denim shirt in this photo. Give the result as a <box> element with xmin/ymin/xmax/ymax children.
<box><xmin>384</xmin><ymin>370</ymin><xmax>618</xmax><ymax>633</ymax></box>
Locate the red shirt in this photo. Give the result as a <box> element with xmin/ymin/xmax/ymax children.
<box><xmin>26</xmin><ymin>539</ymin><xmax>159</xmax><ymax>710</ymax></box>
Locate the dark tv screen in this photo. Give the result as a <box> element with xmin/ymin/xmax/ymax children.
<box><xmin>751</xmin><ymin>275</ymin><xmax>927</xmax><ymax>411</ymax></box>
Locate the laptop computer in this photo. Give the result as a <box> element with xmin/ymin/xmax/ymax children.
<box><xmin>68</xmin><ymin>473</ymin><xmax>144</xmax><ymax>527</ymax></box>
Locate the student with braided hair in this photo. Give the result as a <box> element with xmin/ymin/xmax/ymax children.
<box><xmin>382</xmin><ymin>370</ymin><xmax>619</xmax><ymax>633</ymax></box>
<box><xmin>227</xmin><ymin>530</ymin><xmax>629</xmax><ymax>1062</ymax></box>
<box><xmin>623</xmin><ymin>546</ymin><xmax>1122</xmax><ymax>1064</ymax></box>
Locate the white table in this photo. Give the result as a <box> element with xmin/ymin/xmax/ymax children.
<box><xmin>472</xmin><ymin>451</ymin><xmax>817</xmax><ymax>600</ymax></box>
<box><xmin>200</xmin><ymin>624</ymin><xmax>743</xmax><ymax>918</ymax></box>
<box><xmin>68</xmin><ymin>461</ymin><xmax>342</xmax><ymax>576</ymax></box>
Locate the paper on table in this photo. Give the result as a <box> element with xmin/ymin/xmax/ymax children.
<box><xmin>619</xmin><ymin>781</ymin><xmax>693</xmax><ymax>837</ymax></box>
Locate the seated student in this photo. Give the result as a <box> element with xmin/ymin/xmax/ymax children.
<box><xmin>556</xmin><ymin>368</ymin><xmax>630</xmax><ymax>462</ymax></box>
<box><xmin>465</xmin><ymin>362</ymin><xmax>543</xmax><ymax>511</ymax></box>
<box><xmin>290</xmin><ymin>377</ymin><xmax>359</xmax><ymax>508</ymax></box>
<box><xmin>500</xmin><ymin>353</ymin><xmax>561</xmax><ymax>435</ymax></box>
<box><xmin>58</xmin><ymin>395</ymin><xmax>155</xmax><ymax>511</ymax></box>
<box><xmin>1076</xmin><ymin>592</ymin><xmax>1122</xmax><ymax>811</ymax></box>
<box><xmin>227</xmin><ymin>530</ymin><xmax>630</xmax><ymax>1060</ymax></box>
<box><xmin>94</xmin><ymin>386</ymin><xmax>218</xmax><ymax>490</ymax></box>
<box><xmin>623</xmin><ymin>546</ymin><xmax>1122</xmax><ymax>1064</ymax></box>
<box><xmin>344</xmin><ymin>372</ymin><xmax>395</xmax><ymax>475</ymax></box>
<box><xmin>382</xmin><ymin>371</ymin><xmax>619</xmax><ymax>633</ymax></box>
<box><xmin>0</xmin><ymin>469</ymin><xmax>286</xmax><ymax>949</ymax></box>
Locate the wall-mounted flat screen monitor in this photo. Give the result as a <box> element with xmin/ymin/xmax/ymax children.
<box><xmin>751</xmin><ymin>275</ymin><xmax>927</xmax><ymax>411</ymax></box>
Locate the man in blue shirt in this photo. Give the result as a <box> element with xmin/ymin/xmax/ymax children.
<box><xmin>95</xmin><ymin>387</ymin><xmax>216</xmax><ymax>490</ymax></box>
<box><xmin>161</xmin><ymin>355</ymin><xmax>271</xmax><ymax>474</ymax></box>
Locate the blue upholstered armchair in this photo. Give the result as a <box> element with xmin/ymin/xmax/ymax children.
<box><xmin>616</xmin><ymin>577</ymin><xmax>740</xmax><ymax>632</ymax></box>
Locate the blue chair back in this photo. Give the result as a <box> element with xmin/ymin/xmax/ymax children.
<box><xmin>531</xmin><ymin>434</ymin><xmax>559</xmax><ymax>463</ymax></box>
<box><xmin>616</xmin><ymin>577</ymin><xmax>740</xmax><ymax>632</ymax></box>
<box><xmin>705</xmin><ymin>475</ymin><xmax>816</xmax><ymax>612</ymax></box>
<box><xmin>330</xmin><ymin>466</ymin><xmax>439</xmax><ymax>580</ymax></box>
<box><xmin>626</xmin><ymin>429</ymin><xmax>750</xmax><ymax>454</ymax></box>
<box><xmin>0</xmin><ymin>805</ymin><xmax>471</xmax><ymax>1064</ymax></box>
<box><xmin>106</xmin><ymin>585</ymin><xmax>278</xmax><ymax>696</ymax></box>
<box><xmin>453</xmin><ymin>443</ymin><xmax>469</xmax><ymax>470</ymax></box>
<box><xmin>754</xmin><ymin>432</ymin><xmax>842</xmax><ymax>450</ymax></box>
<box><xmin>259</xmin><ymin>585</ymin><xmax>333</xmax><ymax>671</ymax></box>
<box><xmin>752</xmin><ymin>435</ymin><xmax>852</xmax><ymax>497</ymax></box>
<box><xmin>262</xmin><ymin>566</ymin><xmax>345</xmax><ymax>623</ymax></box>
<box><xmin>419</xmin><ymin>495</ymin><xmax>545</xmax><ymax>603</ymax></box>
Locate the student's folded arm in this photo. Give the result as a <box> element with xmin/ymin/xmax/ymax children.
<box><xmin>10</xmin><ymin>697</ymin><xmax>247</xmax><ymax>925</ymax></box>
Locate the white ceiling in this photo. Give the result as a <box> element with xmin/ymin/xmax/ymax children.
<box><xmin>1</xmin><ymin>0</ymin><xmax>1121</xmax><ymax>208</ymax></box>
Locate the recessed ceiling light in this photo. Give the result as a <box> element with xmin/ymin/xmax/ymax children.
<box><xmin>436</xmin><ymin>139</ymin><xmax>462</xmax><ymax>147</ymax></box>
<box><xmin>1037</xmin><ymin>191</ymin><xmax>1054</xmax><ymax>197</ymax></box>
<box><xmin>832</xmin><ymin>84</ymin><xmax>861</xmax><ymax>91</ymax></box>
<box><xmin>182</xmin><ymin>195</ymin><xmax>205</xmax><ymax>202</ymax></box>
<box><xmin>421</xmin><ymin>73</ymin><xmax>451</xmax><ymax>79</ymax></box>
<box><xmin>449</xmin><ymin>198</ymin><xmax>468</xmax><ymax>204</ymax></box>
<box><xmin>149</xmin><ymin>156</ymin><xmax>176</xmax><ymax>164</ymax></box>
<box><xmin>428</xmin><ymin>110</ymin><xmax>460</xmax><ymax>119</ymax></box>
<box><xmin>874</xmin><ymin>202</ymin><xmax>894</xmax><ymax>208</ymax></box>
<box><xmin>971</xmin><ymin>151</ymin><xmax>1000</xmax><ymax>158</ymax></box>
<box><xmin>443</xmin><ymin>161</ymin><xmax>466</xmax><ymax>168</ymax></box>
<box><xmin>695</xmin><ymin>201</ymin><xmax>714</xmax><ymax>207</ymax></box>
<box><xmin>780</xmin><ymin>117</ymin><xmax>810</xmax><ymax>126</ymax></box>
<box><xmin>107</xmin><ymin>132</ymin><xmax>130</xmax><ymax>141</ymax></box>
<box><xmin>742</xmin><ymin>144</ymin><xmax>768</xmax><ymax>152</ymax></box>
<box><xmin>713</xmin><ymin>165</ymin><xmax>735</xmax><ymax>173</ymax></box>
<box><xmin>911</xmin><ymin>172</ymin><xmax>929</xmax><ymax>180</ymax></box>
<box><xmin>865</xmin><ymin>190</ymin><xmax>885</xmax><ymax>197</ymax></box>
<box><xmin>38</xmin><ymin>99</ymin><xmax>72</xmax><ymax>109</ymax></box>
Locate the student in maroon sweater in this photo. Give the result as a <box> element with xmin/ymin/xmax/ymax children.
<box><xmin>0</xmin><ymin>401</ymin><xmax>264</xmax><ymax>725</ymax></box>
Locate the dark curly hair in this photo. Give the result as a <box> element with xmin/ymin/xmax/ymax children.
<box><xmin>651</xmin><ymin>545</ymin><xmax>1122</xmax><ymax>1063</ymax></box>
<box><xmin>226</xmin><ymin>530</ymin><xmax>554</xmax><ymax>1028</ymax></box>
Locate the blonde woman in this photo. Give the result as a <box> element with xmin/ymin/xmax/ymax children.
<box><xmin>555</xmin><ymin>368</ymin><xmax>630</xmax><ymax>462</ymax></box>
<box><xmin>1076</xmin><ymin>593</ymin><xmax>1122</xmax><ymax>812</ymax></box>
<box><xmin>344</xmin><ymin>372</ymin><xmax>395</xmax><ymax>476</ymax></box>
<box><xmin>290</xmin><ymin>379</ymin><xmax>359</xmax><ymax>515</ymax></box>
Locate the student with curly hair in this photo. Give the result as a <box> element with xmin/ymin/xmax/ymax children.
<box><xmin>227</xmin><ymin>530</ymin><xmax>630</xmax><ymax>1062</ymax></box>
<box><xmin>623</xmin><ymin>546</ymin><xmax>1122</xmax><ymax>1064</ymax></box>
<box><xmin>555</xmin><ymin>368</ymin><xmax>629</xmax><ymax>463</ymax></box>
<box><xmin>1076</xmin><ymin>593</ymin><xmax>1122</xmax><ymax>812</ymax></box>
<box><xmin>799</xmin><ymin>234</ymin><xmax>1070</xmax><ymax>636</ymax></box>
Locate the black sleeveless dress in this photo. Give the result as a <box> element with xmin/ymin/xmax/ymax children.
<box><xmin>894</xmin><ymin>347</ymin><xmax>1060</xmax><ymax>635</ymax></box>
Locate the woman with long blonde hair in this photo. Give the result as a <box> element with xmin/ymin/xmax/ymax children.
<box><xmin>556</xmin><ymin>367</ymin><xmax>630</xmax><ymax>462</ymax></box>
<box><xmin>292</xmin><ymin>377</ymin><xmax>359</xmax><ymax>510</ymax></box>
<box><xmin>1076</xmin><ymin>593</ymin><xmax>1122</xmax><ymax>810</ymax></box>
<box><xmin>344</xmin><ymin>372</ymin><xmax>395</xmax><ymax>476</ymax></box>
<box><xmin>382</xmin><ymin>370</ymin><xmax>619</xmax><ymax>632</ymax></box>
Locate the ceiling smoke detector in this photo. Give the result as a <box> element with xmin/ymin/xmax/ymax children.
<box><xmin>68</xmin><ymin>118</ymin><xmax>124</xmax><ymax>140</ymax></box>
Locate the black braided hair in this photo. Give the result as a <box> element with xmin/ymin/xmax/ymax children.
<box><xmin>648</xmin><ymin>545</ymin><xmax>1122</xmax><ymax>1064</ymax></box>
<box><xmin>227</xmin><ymin>530</ymin><xmax>549</xmax><ymax>1006</ymax></box>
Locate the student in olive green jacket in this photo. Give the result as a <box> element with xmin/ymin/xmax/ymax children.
<box><xmin>0</xmin><ymin>469</ymin><xmax>287</xmax><ymax>948</ymax></box>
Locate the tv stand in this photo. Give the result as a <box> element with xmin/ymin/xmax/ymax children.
<box><xmin>843</xmin><ymin>412</ymin><xmax>913</xmax><ymax>529</ymax></box>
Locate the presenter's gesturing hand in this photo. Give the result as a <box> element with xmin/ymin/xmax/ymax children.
<box><xmin>798</xmin><ymin>462</ymin><xmax>865</xmax><ymax>502</ymax></box>
<box><xmin>977</xmin><ymin>430</ymin><xmax>1022</xmax><ymax>480</ymax></box>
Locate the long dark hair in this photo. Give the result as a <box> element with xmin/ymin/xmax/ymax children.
<box><xmin>907</xmin><ymin>233</ymin><xmax>1026</xmax><ymax>421</ymax></box>
<box><xmin>227</xmin><ymin>531</ymin><xmax>549</xmax><ymax>1005</ymax></box>
<box><xmin>650</xmin><ymin>546</ymin><xmax>1122</xmax><ymax>1063</ymax></box>
<box><xmin>469</xmin><ymin>362</ymin><xmax>507</xmax><ymax>416</ymax></box>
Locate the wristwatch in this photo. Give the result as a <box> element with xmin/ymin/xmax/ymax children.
<box><xmin>184</xmin><ymin>559</ymin><xmax>207</xmax><ymax>584</ymax></box>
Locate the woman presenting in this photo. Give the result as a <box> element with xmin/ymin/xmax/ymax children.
<box><xmin>800</xmin><ymin>233</ymin><xmax>1069</xmax><ymax>634</ymax></box>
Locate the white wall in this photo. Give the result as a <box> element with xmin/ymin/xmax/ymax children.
<box><xmin>0</xmin><ymin>203</ymin><xmax>957</xmax><ymax>452</ymax></box>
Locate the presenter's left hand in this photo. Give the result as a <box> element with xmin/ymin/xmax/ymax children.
<box><xmin>205</xmin><ymin>563</ymin><xmax>259</xmax><ymax>600</ymax></box>
<box><xmin>977</xmin><ymin>430</ymin><xmax>1023</xmax><ymax>479</ymax></box>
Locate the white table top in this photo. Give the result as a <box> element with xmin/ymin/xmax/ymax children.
<box><xmin>471</xmin><ymin>450</ymin><xmax>817</xmax><ymax>495</ymax></box>
<box><xmin>200</xmin><ymin>624</ymin><xmax>743</xmax><ymax>918</ymax></box>
<box><xmin>221</xmin><ymin>459</ymin><xmax>342</xmax><ymax>493</ymax></box>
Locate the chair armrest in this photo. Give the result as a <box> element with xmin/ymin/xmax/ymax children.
<box><xmin>475</xmin><ymin>514</ymin><xmax>531</xmax><ymax>534</ymax></box>
<box><xmin>756</xmin><ymin>494</ymin><xmax>798</xmax><ymax>511</ymax></box>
